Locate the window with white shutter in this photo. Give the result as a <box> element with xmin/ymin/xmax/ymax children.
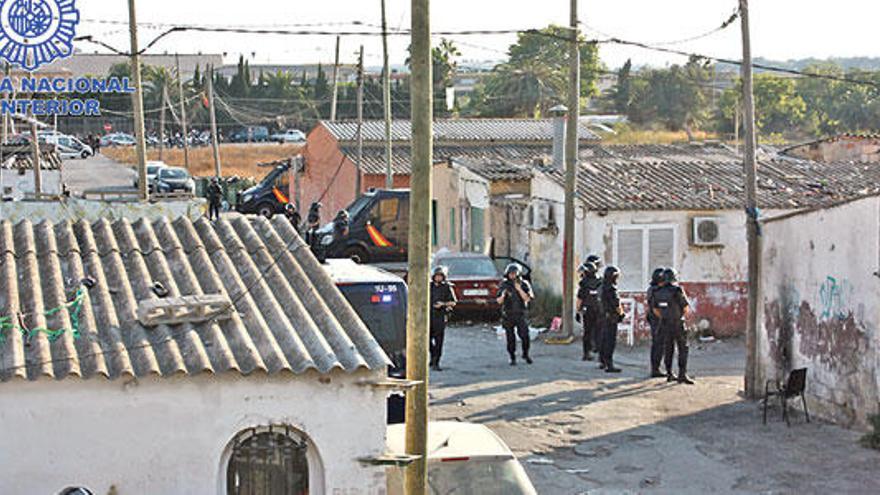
<box><xmin>614</xmin><ymin>225</ymin><xmax>677</xmax><ymax>291</ymax></box>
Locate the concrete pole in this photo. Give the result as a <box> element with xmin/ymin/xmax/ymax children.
<box><xmin>176</xmin><ymin>54</ymin><xmax>191</xmax><ymax>170</ymax></box>
<box><xmin>29</xmin><ymin>111</ymin><xmax>41</xmax><ymax>199</ymax></box>
<box><xmin>158</xmin><ymin>84</ymin><xmax>167</xmax><ymax>161</ymax></box>
<box><xmin>128</xmin><ymin>0</ymin><xmax>148</xmax><ymax>200</ymax></box>
<box><xmin>330</xmin><ymin>36</ymin><xmax>341</xmax><ymax>121</ymax></box>
<box><xmin>382</xmin><ymin>0</ymin><xmax>394</xmax><ymax>189</ymax></box>
<box><xmin>405</xmin><ymin>0</ymin><xmax>432</xmax><ymax>492</ymax></box>
<box><xmin>562</xmin><ymin>0</ymin><xmax>580</xmax><ymax>340</ymax></box>
<box><xmin>207</xmin><ymin>65</ymin><xmax>222</xmax><ymax>177</ymax></box>
<box><xmin>740</xmin><ymin>0</ymin><xmax>761</xmax><ymax>398</ymax></box>
<box><xmin>356</xmin><ymin>46</ymin><xmax>364</xmax><ymax>197</ymax></box>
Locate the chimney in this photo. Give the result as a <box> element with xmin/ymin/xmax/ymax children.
<box><xmin>549</xmin><ymin>105</ymin><xmax>568</xmax><ymax>170</ymax></box>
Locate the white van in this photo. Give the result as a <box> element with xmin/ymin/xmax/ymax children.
<box><xmin>40</xmin><ymin>133</ymin><xmax>93</xmax><ymax>160</ymax></box>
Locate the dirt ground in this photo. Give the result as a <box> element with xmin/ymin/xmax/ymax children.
<box><xmin>429</xmin><ymin>323</ymin><xmax>880</xmax><ymax>494</ymax></box>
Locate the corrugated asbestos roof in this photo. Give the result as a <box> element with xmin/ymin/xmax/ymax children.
<box><xmin>0</xmin><ymin>148</ymin><xmax>63</xmax><ymax>170</ymax></box>
<box><xmin>339</xmin><ymin>144</ymin><xmax>550</xmax><ymax>176</ymax></box>
<box><xmin>0</xmin><ymin>215</ymin><xmax>390</xmax><ymax>382</ymax></box>
<box><xmin>322</xmin><ymin>118</ymin><xmax>600</xmax><ymax>143</ymax></box>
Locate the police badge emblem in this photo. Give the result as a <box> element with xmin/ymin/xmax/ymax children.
<box><xmin>0</xmin><ymin>0</ymin><xmax>80</xmax><ymax>71</ymax></box>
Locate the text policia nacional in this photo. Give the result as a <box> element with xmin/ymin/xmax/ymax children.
<box><xmin>0</xmin><ymin>77</ymin><xmax>135</xmax><ymax>116</ymax></box>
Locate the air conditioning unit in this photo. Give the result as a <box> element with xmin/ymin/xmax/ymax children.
<box><xmin>693</xmin><ymin>217</ymin><xmax>723</xmax><ymax>246</ymax></box>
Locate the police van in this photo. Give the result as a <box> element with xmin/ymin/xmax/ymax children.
<box><xmin>323</xmin><ymin>259</ymin><xmax>408</xmax><ymax>423</ymax></box>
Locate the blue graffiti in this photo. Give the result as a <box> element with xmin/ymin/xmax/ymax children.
<box><xmin>819</xmin><ymin>276</ymin><xmax>852</xmax><ymax>321</ymax></box>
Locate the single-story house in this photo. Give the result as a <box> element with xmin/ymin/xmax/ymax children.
<box><xmin>462</xmin><ymin>143</ymin><xmax>880</xmax><ymax>342</ymax></box>
<box><xmin>759</xmin><ymin>194</ymin><xmax>880</xmax><ymax>429</ymax></box>
<box><xmin>0</xmin><ymin>215</ymin><xmax>391</xmax><ymax>494</ymax></box>
<box><xmin>0</xmin><ymin>148</ymin><xmax>64</xmax><ymax>200</ymax></box>
<box><xmin>299</xmin><ymin>118</ymin><xmax>600</xmax><ymax>223</ymax></box>
<box><xmin>782</xmin><ymin>133</ymin><xmax>880</xmax><ymax>163</ymax></box>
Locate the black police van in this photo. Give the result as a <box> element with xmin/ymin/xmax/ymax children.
<box><xmin>316</xmin><ymin>189</ymin><xmax>410</xmax><ymax>264</ymax></box>
<box><xmin>323</xmin><ymin>259</ymin><xmax>408</xmax><ymax>424</ymax></box>
<box><xmin>236</xmin><ymin>161</ymin><xmax>292</xmax><ymax>218</ymax></box>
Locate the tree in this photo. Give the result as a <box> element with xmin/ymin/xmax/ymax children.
<box><xmin>718</xmin><ymin>74</ymin><xmax>807</xmax><ymax>137</ymax></box>
<box><xmin>407</xmin><ymin>38</ymin><xmax>461</xmax><ymax>117</ymax></box>
<box><xmin>626</xmin><ymin>56</ymin><xmax>713</xmax><ymax>134</ymax></box>
<box><xmin>612</xmin><ymin>59</ymin><xmax>633</xmax><ymax>114</ymax></box>
<box><xmin>472</xmin><ymin>25</ymin><xmax>601</xmax><ymax>117</ymax></box>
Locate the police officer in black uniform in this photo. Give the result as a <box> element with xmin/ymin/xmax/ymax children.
<box><xmin>599</xmin><ymin>266</ymin><xmax>624</xmax><ymax>373</ymax></box>
<box><xmin>497</xmin><ymin>263</ymin><xmax>534</xmax><ymax>366</ymax></box>
<box><xmin>647</xmin><ymin>267</ymin><xmax>667</xmax><ymax>378</ymax></box>
<box><xmin>304</xmin><ymin>202</ymin><xmax>324</xmax><ymax>261</ymax></box>
<box><xmin>207</xmin><ymin>177</ymin><xmax>223</xmax><ymax>221</ymax></box>
<box><xmin>651</xmin><ymin>268</ymin><xmax>694</xmax><ymax>384</ymax></box>
<box><xmin>430</xmin><ymin>266</ymin><xmax>457</xmax><ymax>371</ymax></box>
<box><xmin>284</xmin><ymin>203</ymin><xmax>302</xmax><ymax>235</ymax></box>
<box><xmin>576</xmin><ymin>261</ymin><xmax>602</xmax><ymax>362</ymax></box>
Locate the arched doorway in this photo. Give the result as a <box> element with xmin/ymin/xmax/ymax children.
<box><xmin>226</xmin><ymin>426</ymin><xmax>310</xmax><ymax>495</ymax></box>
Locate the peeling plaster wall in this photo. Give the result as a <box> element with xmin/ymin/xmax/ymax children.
<box><xmin>0</xmin><ymin>169</ymin><xmax>63</xmax><ymax>199</ymax></box>
<box><xmin>0</xmin><ymin>371</ymin><xmax>389</xmax><ymax>494</ymax></box>
<box><xmin>760</xmin><ymin>197</ymin><xmax>880</xmax><ymax>428</ymax></box>
<box><xmin>0</xmin><ymin>198</ymin><xmax>206</xmax><ymax>223</ymax></box>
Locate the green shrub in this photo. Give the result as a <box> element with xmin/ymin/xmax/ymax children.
<box><xmin>530</xmin><ymin>293</ymin><xmax>562</xmax><ymax>328</ymax></box>
<box><xmin>860</xmin><ymin>414</ymin><xmax>880</xmax><ymax>450</ymax></box>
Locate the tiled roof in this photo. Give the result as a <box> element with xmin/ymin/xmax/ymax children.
<box><xmin>781</xmin><ymin>133</ymin><xmax>880</xmax><ymax>154</ymax></box>
<box><xmin>541</xmin><ymin>145</ymin><xmax>880</xmax><ymax>210</ymax></box>
<box><xmin>0</xmin><ymin>215</ymin><xmax>389</xmax><ymax>382</ymax></box>
<box><xmin>339</xmin><ymin>144</ymin><xmax>551</xmax><ymax>176</ymax></box>
<box><xmin>322</xmin><ymin>118</ymin><xmax>600</xmax><ymax>143</ymax></box>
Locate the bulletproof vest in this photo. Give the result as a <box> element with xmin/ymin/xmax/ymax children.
<box><xmin>599</xmin><ymin>282</ymin><xmax>619</xmax><ymax>316</ymax></box>
<box><xmin>654</xmin><ymin>285</ymin><xmax>684</xmax><ymax>323</ymax></box>
<box><xmin>501</xmin><ymin>279</ymin><xmax>528</xmax><ymax>317</ymax></box>
<box><xmin>581</xmin><ymin>275</ymin><xmax>602</xmax><ymax>309</ymax></box>
<box><xmin>430</xmin><ymin>282</ymin><xmax>452</xmax><ymax>310</ymax></box>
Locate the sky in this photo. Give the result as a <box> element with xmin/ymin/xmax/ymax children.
<box><xmin>77</xmin><ymin>0</ymin><xmax>880</xmax><ymax>70</ymax></box>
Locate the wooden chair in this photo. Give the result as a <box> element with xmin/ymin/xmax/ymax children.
<box><xmin>763</xmin><ymin>368</ymin><xmax>810</xmax><ymax>426</ymax></box>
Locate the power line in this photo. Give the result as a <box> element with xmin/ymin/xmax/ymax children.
<box><xmin>581</xmin><ymin>7</ymin><xmax>739</xmax><ymax>47</ymax></box>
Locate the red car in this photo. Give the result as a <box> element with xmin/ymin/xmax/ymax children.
<box><xmin>433</xmin><ymin>252</ymin><xmax>530</xmax><ymax>314</ymax></box>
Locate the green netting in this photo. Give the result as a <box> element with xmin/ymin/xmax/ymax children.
<box><xmin>0</xmin><ymin>286</ymin><xmax>86</xmax><ymax>345</ymax></box>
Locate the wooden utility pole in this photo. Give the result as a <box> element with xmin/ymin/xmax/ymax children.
<box><xmin>158</xmin><ymin>84</ymin><xmax>168</xmax><ymax>160</ymax></box>
<box><xmin>356</xmin><ymin>46</ymin><xmax>364</xmax><ymax>197</ymax></box>
<box><xmin>29</xmin><ymin>111</ymin><xmax>41</xmax><ymax>199</ymax></box>
<box><xmin>127</xmin><ymin>0</ymin><xmax>148</xmax><ymax>200</ymax></box>
<box><xmin>175</xmin><ymin>54</ymin><xmax>191</xmax><ymax>170</ymax></box>
<box><xmin>207</xmin><ymin>65</ymin><xmax>222</xmax><ymax>177</ymax></box>
<box><xmin>561</xmin><ymin>0</ymin><xmax>580</xmax><ymax>341</ymax></box>
<box><xmin>740</xmin><ymin>0</ymin><xmax>761</xmax><ymax>398</ymax></box>
<box><xmin>330</xmin><ymin>36</ymin><xmax>341</xmax><ymax>121</ymax></box>
<box><xmin>405</xmin><ymin>0</ymin><xmax>432</xmax><ymax>492</ymax></box>
<box><xmin>381</xmin><ymin>0</ymin><xmax>394</xmax><ymax>189</ymax></box>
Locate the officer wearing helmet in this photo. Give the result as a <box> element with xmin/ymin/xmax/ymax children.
<box><xmin>496</xmin><ymin>263</ymin><xmax>534</xmax><ymax>365</ymax></box>
<box><xmin>284</xmin><ymin>203</ymin><xmax>302</xmax><ymax>234</ymax></box>
<box><xmin>599</xmin><ymin>266</ymin><xmax>625</xmax><ymax>372</ymax></box>
<box><xmin>430</xmin><ymin>265</ymin><xmax>457</xmax><ymax>371</ymax></box>
<box><xmin>647</xmin><ymin>267</ymin><xmax>667</xmax><ymax>378</ymax></box>
<box><xmin>586</xmin><ymin>254</ymin><xmax>602</xmax><ymax>269</ymax></box>
<box><xmin>207</xmin><ymin>177</ymin><xmax>223</xmax><ymax>221</ymax></box>
<box><xmin>304</xmin><ymin>202</ymin><xmax>323</xmax><ymax>260</ymax></box>
<box><xmin>651</xmin><ymin>268</ymin><xmax>694</xmax><ymax>384</ymax></box>
<box><xmin>576</xmin><ymin>260</ymin><xmax>602</xmax><ymax>362</ymax></box>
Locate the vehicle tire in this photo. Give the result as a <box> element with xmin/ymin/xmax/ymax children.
<box><xmin>257</xmin><ymin>202</ymin><xmax>276</xmax><ymax>218</ymax></box>
<box><xmin>343</xmin><ymin>246</ymin><xmax>369</xmax><ymax>264</ymax></box>
<box><xmin>81</xmin><ymin>150</ymin><xmax>90</xmax><ymax>159</ymax></box>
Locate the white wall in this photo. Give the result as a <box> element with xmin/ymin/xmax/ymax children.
<box><xmin>0</xmin><ymin>370</ymin><xmax>389</xmax><ymax>494</ymax></box>
<box><xmin>1</xmin><ymin>169</ymin><xmax>62</xmax><ymax>199</ymax></box>
<box><xmin>759</xmin><ymin>197</ymin><xmax>880</xmax><ymax>428</ymax></box>
<box><xmin>0</xmin><ymin>197</ymin><xmax>206</xmax><ymax>223</ymax></box>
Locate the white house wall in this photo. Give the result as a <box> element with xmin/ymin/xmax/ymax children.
<box><xmin>759</xmin><ymin>197</ymin><xmax>880</xmax><ymax>428</ymax></box>
<box><xmin>0</xmin><ymin>371</ymin><xmax>389</xmax><ymax>494</ymax></box>
<box><xmin>0</xmin><ymin>169</ymin><xmax>62</xmax><ymax>199</ymax></box>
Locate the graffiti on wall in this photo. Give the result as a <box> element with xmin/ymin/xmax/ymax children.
<box><xmin>818</xmin><ymin>276</ymin><xmax>854</xmax><ymax>321</ymax></box>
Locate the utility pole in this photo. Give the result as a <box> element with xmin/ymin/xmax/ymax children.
<box><xmin>740</xmin><ymin>0</ymin><xmax>760</xmax><ymax>399</ymax></box>
<box><xmin>176</xmin><ymin>54</ymin><xmax>191</xmax><ymax>170</ymax></box>
<box><xmin>29</xmin><ymin>111</ymin><xmax>41</xmax><ymax>199</ymax></box>
<box><xmin>561</xmin><ymin>0</ymin><xmax>580</xmax><ymax>342</ymax></box>
<box><xmin>128</xmin><ymin>0</ymin><xmax>148</xmax><ymax>200</ymax></box>
<box><xmin>207</xmin><ymin>65</ymin><xmax>222</xmax><ymax>177</ymax></box>
<box><xmin>381</xmin><ymin>0</ymin><xmax>394</xmax><ymax>189</ymax></box>
<box><xmin>158</xmin><ymin>83</ymin><xmax>168</xmax><ymax>161</ymax></box>
<box><xmin>405</xmin><ymin>0</ymin><xmax>432</xmax><ymax>493</ymax></box>
<box><xmin>330</xmin><ymin>36</ymin><xmax>341</xmax><ymax>121</ymax></box>
<box><xmin>356</xmin><ymin>46</ymin><xmax>364</xmax><ymax>197</ymax></box>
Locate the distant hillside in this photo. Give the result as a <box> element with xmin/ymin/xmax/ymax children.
<box><xmin>718</xmin><ymin>57</ymin><xmax>880</xmax><ymax>73</ymax></box>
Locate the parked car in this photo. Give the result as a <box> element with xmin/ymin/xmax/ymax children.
<box><xmin>236</xmin><ymin>161</ymin><xmax>291</xmax><ymax>217</ymax></box>
<box><xmin>230</xmin><ymin>126</ymin><xmax>269</xmax><ymax>143</ymax></box>
<box><xmin>270</xmin><ymin>129</ymin><xmax>307</xmax><ymax>143</ymax></box>
<box><xmin>432</xmin><ymin>252</ymin><xmax>531</xmax><ymax>313</ymax></box>
<box><xmin>39</xmin><ymin>133</ymin><xmax>93</xmax><ymax>159</ymax></box>
<box><xmin>100</xmin><ymin>133</ymin><xmax>136</xmax><ymax>147</ymax></box>
<box><xmin>133</xmin><ymin>161</ymin><xmax>166</xmax><ymax>191</ymax></box>
<box><xmin>385</xmin><ymin>422</ymin><xmax>538</xmax><ymax>495</ymax></box>
<box><xmin>154</xmin><ymin>166</ymin><xmax>195</xmax><ymax>194</ymax></box>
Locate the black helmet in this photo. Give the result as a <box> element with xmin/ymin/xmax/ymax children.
<box><xmin>285</xmin><ymin>203</ymin><xmax>296</xmax><ymax>213</ymax></box>
<box><xmin>336</xmin><ymin>209</ymin><xmax>350</xmax><ymax>219</ymax></box>
<box><xmin>663</xmin><ymin>268</ymin><xmax>678</xmax><ymax>284</ymax></box>
<box><xmin>504</xmin><ymin>263</ymin><xmax>523</xmax><ymax>278</ymax></box>
<box><xmin>578</xmin><ymin>261</ymin><xmax>598</xmax><ymax>275</ymax></box>
<box><xmin>586</xmin><ymin>255</ymin><xmax>602</xmax><ymax>268</ymax></box>
<box><xmin>603</xmin><ymin>265</ymin><xmax>620</xmax><ymax>283</ymax></box>
<box><xmin>651</xmin><ymin>267</ymin><xmax>666</xmax><ymax>285</ymax></box>
<box><xmin>432</xmin><ymin>265</ymin><xmax>449</xmax><ymax>279</ymax></box>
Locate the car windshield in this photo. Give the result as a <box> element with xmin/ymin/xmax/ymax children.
<box><xmin>147</xmin><ymin>165</ymin><xmax>162</xmax><ymax>175</ymax></box>
<box><xmin>346</xmin><ymin>194</ymin><xmax>374</xmax><ymax>220</ymax></box>
<box><xmin>161</xmin><ymin>169</ymin><xmax>188</xmax><ymax>179</ymax></box>
<box><xmin>439</xmin><ymin>257</ymin><xmax>499</xmax><ymax>278</ymax></box>
<box><xmin>388</xmin><ymin>459</ymin><xmax>536</xmax><ymax>495</ymax></box>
